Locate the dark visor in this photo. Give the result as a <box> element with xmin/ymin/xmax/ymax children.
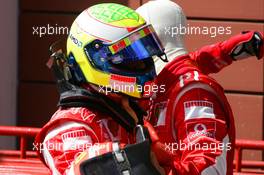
<box><xmin>84</xmin><ymin>25</ymin><xmax>165</xmax><ymax>64</ymax></box>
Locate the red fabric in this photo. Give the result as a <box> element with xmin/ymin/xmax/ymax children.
<box><xmin>144</xmin><ymin>34</ymin><xmax>246</xmax><ymax>174</ymax></box>
<box><xmin>189</xmin><ymin>31</ymin><xmax>263</xmax><ymax>74</ymax></box>
<box><xmin>35</xmin><ymin>107</ymin><xmax>134</xmax><ymax>174</ymax></box>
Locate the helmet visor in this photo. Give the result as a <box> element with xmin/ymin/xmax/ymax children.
<box><xmin>84</xmin><ymin>25</ymin><xmax>165</xmax><ymax>65</ymax></box>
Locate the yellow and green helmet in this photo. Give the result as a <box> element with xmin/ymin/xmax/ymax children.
<box><xmin>67</xmin><ymin>3</ymin><xmax>165</xmax><ymax>98</ymax></box>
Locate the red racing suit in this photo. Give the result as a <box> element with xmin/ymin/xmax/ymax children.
<box><xmin>35</xmin><ymin>107</ymin><xmax>137</xmax><ymax>175</ymax></box>
<box><xmin>35</xmin><ymin>31</ymin><xmax>263</xmax><ymax>175</ymax></box>
<box><xmin>145</xmin><ymin>31</ymin><xmax>263</xmax><ymax>175</ymax></box>
<box><xmin>148</xmin><ymin>63</ymin><xmax>235</xmax><ymax>175</ymax></box>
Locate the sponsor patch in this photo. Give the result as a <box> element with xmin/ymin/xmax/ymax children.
<box><xmin>186</xmin><ymin>120</ymin><xmax>216</xmax><ymax>143</ymax></box>
<box><xmin>110</xmin><ymin>74</ymin><xmax>136</xmax><ymax>87</ymax></box>
<box><xmin>184</xmin><ymin>100</ymin><xmax>215</xmax><ymax>121</ymax></box>
<box><xmin>61</xmin><ymin>129</ymin><xmax>93</xmax><ymax>151</ymax></box>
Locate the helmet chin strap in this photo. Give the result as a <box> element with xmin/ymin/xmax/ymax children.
<box><xmin>158</xmin><ymin>54</ymin><xmax>168</xmax><ymax>62</ymax></box>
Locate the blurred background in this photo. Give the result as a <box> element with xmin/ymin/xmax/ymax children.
<box><xmin>0</xmin><ymin>0</ymin><xmax>263</xmax><ymax>161</ymax></box>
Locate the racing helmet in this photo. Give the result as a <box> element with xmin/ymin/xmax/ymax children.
<box><xmin>136</xmin><ymin>0</ymin><xmax>188</xmax><ymax>74</ymax></box>
<box><xmin>66</xmin><ymin>3</ymin><xmax>165</xmax><ymax>98</ymax></box>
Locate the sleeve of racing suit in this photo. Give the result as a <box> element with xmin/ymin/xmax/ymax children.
<box><xmin>42</xmin><ymin>121</ymin><xmax>119</xmax><ymax>175</ymax></box>
<box><xmin>171</xmin><ymin>85</ymin><xmax>232</xmax><ymax>175</ymax></box>
<box><xmin>189</xmin><ymin>31</ymin><xmax>263</xmax><ymax>75</ymax></box>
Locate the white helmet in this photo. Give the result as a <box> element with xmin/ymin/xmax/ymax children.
<box><xmin>136</xmin><ymin>0</ymin><xmax>188</xmax><ymax>73</ymax></box>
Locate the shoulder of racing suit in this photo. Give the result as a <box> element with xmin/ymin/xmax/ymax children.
<box><xmin>152</xmin><ymin>59</ymin><xmax>236</xmax><ymax>174</ymax></box>
<box><xmin>35</xmin><ymin>83</ymin><xmax>146</xmax><ymax>161</ymax></box>
<box><xmin>156</xmin><ymin>62</ymin><xmax>234</xmax><ymax>132</ymax></box>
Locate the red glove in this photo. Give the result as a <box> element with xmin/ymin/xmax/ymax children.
<box><xmin>223</xmin><ymin>31</ymin><xmax>264</xmax><ymax>60</ymax></box>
